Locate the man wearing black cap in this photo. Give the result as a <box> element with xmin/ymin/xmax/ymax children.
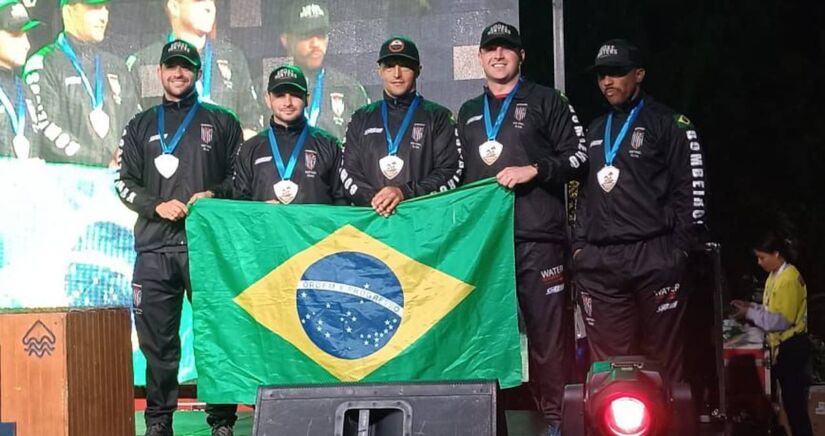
<box><xmin>457</xmin><ymin>21</ymin><xmax>587</xmax><ymax>435</ymax></box>
<box><xmin>126</xmin><ymin>0</ymin><xmax>261</xmax><ymax>139</ymax></box>
<box><xmin>572</xmin><ymin>39</ymin><xmax>707</xmax><ymax>386</ymax></box>
<box><xmin>115</xmin><ymin>39</ymin><xmax>241</xmax><ymax>436</ymax></box>
<box><xmin>340</xmin><ymin>36</ymin><xmax>461</xmax><ymax>216</ymax></box>
<box><xmin>234</xmin><ymin>64</ymin><xmax>344</xmax><ymax>204</ymax></box>
<box><xmin>269</xmin><ymin>0</ymin><xmax>369</xmax><ymax>140</ymax></box>
<box><xmin>24</xmin><ymin>0</ymin><xmax>140</xmax><ymax>166</ymax></box>
<box><xmin>0</xmin><ymin>0</ymin><xmax>39</xmax><ymax>158</ymax></box>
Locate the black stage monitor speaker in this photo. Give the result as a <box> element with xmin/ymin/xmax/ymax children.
<box><xmin>252</xmin><ymin>380</ymin><xmax>508</xmax><ymax>436</ymax></box>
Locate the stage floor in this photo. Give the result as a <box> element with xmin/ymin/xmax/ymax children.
<box><xmin>135</xmin><ymin>410</ymin><xmax>548</xmax><ymax>436</ymax></box>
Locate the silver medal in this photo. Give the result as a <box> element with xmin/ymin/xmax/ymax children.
<box><xmin>12</xmin><ymin>135</ymin><xmax>30</xmax><ymax>159</ymax></box>
<box><xmin>379</xmin><ymin>155</ymin><xmax>404</xmax><ymax>180</ymax></box>
<box><xmin>154</xmin><ymin>154</ymin><xmax>179</xmax><ymax>179</ymax></box>
<box><xmin>597</xmin><ymin>165</ymin><xmax>620</xmax><ymax>193</ymax></box>
<box><xmin>479</xmin><ymin>140</ymin><xmax>503</xmax><ymax>166</ymax></box>
<box><xmin>273</xmin><ymin>180</ymin><xmax>299</xmax><ymax>204</ymax></box>
<box><xmin>89</xmin><ymin>107</ymin><xmax>110</xmax><ymax>139</ymax></box>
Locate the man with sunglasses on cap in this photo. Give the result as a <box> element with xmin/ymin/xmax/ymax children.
<box><xmin>457</xmin><ymin>21</ymin><xmax>587</xmax><ymax>436</ymax></box>
<box><xmin>340</xmin><ymin>36</ymin><xmax>461</xmax><ymax>216</ymax></box>
<box><xmin>127</xmin><ymin>0</ymin><xmax>261</xmax><ymax>139</ymax></box>
<box><xmin>572</xmin><ymin>39</ymin><xmax>707</xmax><ymax>386</ymax></box>
<box><xmin>115</xmin><ymin>39</ymin><xmax>241</xmax><ymax>436</ymax></box>
<box><xmin>269</xmin><ymin>0</ymin><xmax>369</xmax><ymax>141</ymax></box>
<box><xmin>24</xmin><ymin>0</ymin><xmax>140</xmax><ymax>166</ymax></box>
<box><xmin>0</xmin><ymin>0</ymin><xmax>39</xmax><ymax>158</ymax></box>
<box><xmin>234</xmin><ymin>64</ymin><xmax>344</xmax><ymax>204</ymax></box>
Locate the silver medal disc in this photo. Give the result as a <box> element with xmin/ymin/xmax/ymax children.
<box><xmin>479</xmin><ymin>140</ymin><xmax>504</xmax><ymax>166</ymax></box>
<box><xmin>379</xmin><ymin>155</ymin><xmax>404</xmax><ymax>180</ymax></box>
<box><xmin>154</xmin><ymin>154</ymin><xmax>180</xmax><ymax>179</ymax></box>
<box><xmin>89</xmin><ymin>107</ymin><xmax>110</xmax><ymax>139</ymax></box>
<box><xmin>273</xmin><ymin>180</ymin><xmax>299</xmax><ymax>204</ymax></box>
<box><xmin>12</xmin><ymin>135</ymin><xmax>30</xmax><ymax>159</ymax></box>
<box><xmin>597</xmin><ymin>165</ymin><xmax>620</xmax><ymax>193</ymax></box>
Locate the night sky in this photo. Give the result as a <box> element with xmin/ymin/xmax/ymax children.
<box><xmin>521</xmin><ymin>0</ymin><xmax>825</xmax><ymax>330</ymax></box>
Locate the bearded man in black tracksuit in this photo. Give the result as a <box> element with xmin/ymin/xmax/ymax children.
<box><xmin>234</xmin><ymin>64</ymin><xmax>343</xmax><ymax>204</ymax></box>
<box><xmin>115</xmin><ymin>40</ymin><xmax>240</xmax><ymax>436</ymax></box>
<box><xmin>457</xmin><ymin>22</ymin><xmax>587</xmax><ymax>435</ymax></box>
<box><xmin>339</xmin><ymin>36</ymin><xmax>461</xmax><ymax>216</ymax></box>
<box><xmin>572</xmin><ymin>39</ymin><xmax>707</xmax><ymax>385</ymax></box>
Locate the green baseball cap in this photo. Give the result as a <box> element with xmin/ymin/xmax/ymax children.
<box><xmin>377</xmin><ymin>35</ymin><xmax>420</xmax><ymax>66</ymax></box>
<box><xmin>59</xmin><ymin>0</ymin><xmax>110</xmax><ymax>8</ymax></box>
<box><xmin>160</xmin><ymin>39</ymin><xmax>202</xmax><ymax>69</ymax></box>
<box><xmin>267</xmin><ymin>64</ymin><xmax>308</xmax><ymax>96</ymax></box>
<box><xmin>0</xmin><ymin>0</ymin><xmax>40</xmax><ymax>33</ymax></box>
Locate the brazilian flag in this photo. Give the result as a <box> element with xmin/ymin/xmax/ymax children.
<box><xmin>188</xmin><ymin>179</ymin><xmax>521</xmax><ymax>404</ymax></box>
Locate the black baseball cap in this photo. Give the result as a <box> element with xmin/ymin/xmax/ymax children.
<box><xmin>377</xmin><ymin>36</ymin><xmax>419</xmax><ymax>66</ymax></box>
<box><xmin>59</xmin><ymin>0</ymin><xmax>110</xmax><ymax>7</ymax></box>
<box><xmin>589</xmin><ymin>39</ymin><xmax>644</xmax><ymax>72</ymax></box>
<box><xmin>0</xmin><ymin>0</ymin><xmax>40</xmax><ymax>33</ymax></box>
<box><xmin>280</xmin><ymin>1</ymin><xmax>329</xmax><ymax>38</ymax></box>
<box><xmin>160</xmin><ymin>39</ymin><xmax>202</xmax><ymax>69</ymax></box>
<box><xmin>267</xmin><ymin>64</ymin><xmax>308</xmax><ymax>96</ymax></box>
<box><xmin>479</xmin><ymin>21</ymin><xmax>521</xmax><ymax>49</ymax></box>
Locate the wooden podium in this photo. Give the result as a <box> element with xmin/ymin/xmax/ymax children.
<box><xmin>0</xmin><ymin>308</ymin><xmax>134</xmax><ymax>436</ymax></box>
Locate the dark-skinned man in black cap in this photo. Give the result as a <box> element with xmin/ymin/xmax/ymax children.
<box><xmin>0</xmin><ymin>0</ymin><xmax>39</xmax><ymax>158</ymax></box>
<box><xmin>340</xmin><ymin>35</ymin><xmax>461</xmax><ymax>215</ymax></box>
<box><xmin>234</xmin><ymin>64</ymin><xmax>344</xmax><ymax>204</ymax></box>
<box><xmin>115</xmin><ymin>39</ymin><xmax>241</xmax><ymax>436</ymax></box>
<box><xmin>572</xmin><ymin>39</ymin><xmax>707</xmax><ymax>387</ymax></box>
<box><xmin>457</xmin><ymin>22</ymin><xmax>587</xmax><ymax>436</ymax></box>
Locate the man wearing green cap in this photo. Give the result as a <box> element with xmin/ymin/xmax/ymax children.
<box><xmin>126</xmin><ymin>0</ymin><xmax>261</xmax><ymax>139</ymax></box>
<box><xmin>235</xmin><ymin>64</ymin><xmax>344</xmax><ymax>204</ymax></box>
<box><xmin>116</xmin><ymin>39</ymin><xmax>241</xmax><ymax>436</ymax></box>
<box><xmin>0</xmin><ymin>0</ymin><xmax>39</xmax><ymax>158</ymax></box>
<box><xmin>267</xmin><ymin>0</ymin><xmax>369</xmax><ymax>140</ymax></box>
<box><xmin>23</xmin><ymin>0</ymin><xmax>140</xmax><ymax>166</ymax></box>
<box><xmin>340</xmin><ymin>36</ymin><xmax>461</xmax><ymax>216</ymax></box>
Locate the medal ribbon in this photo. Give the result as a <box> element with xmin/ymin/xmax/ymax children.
<box><xmin>483</xmin><ymin>79</ymin><xmax>522</xmax><ymax>141</ymax></box>
<box><xmin>604</xmin><ymin>98</ymin><xmax>645</xmax><ymax>166</ymax></box>
<box><xmin>381</xmin><ymin>94</ymin><xmax>421</xmax><ymax>156</ymax></box>
<box><xmin>157</xmin><ymin>102</ymin><xmax>200</xmax><ymax>155</ymax></box>
<box><xmin>267</xmin><ymin>123</ymin><xmax>309</xmax><ymax>181</ymax></box>
<box><xmin>305</xmin><ymin>68</ymin><xmax>325</xmax><ymax>127</ymax></box>
<box><xmin>57</xmin><ymin>33</ymin><xmax>103</xmax><ymax>110</ymax></box>
<box><xmin>168</xmin><ymin>34</ymin><xmax>212</xmax><ymax>102</ymax></box>
<box><xmin>0</xmin><ymin>77</ymin><xmax>25</xmax><ymax>137</ymax></box>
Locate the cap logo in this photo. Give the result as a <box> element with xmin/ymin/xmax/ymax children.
<box><xmin>275</xmin><ymin>68</ymin><xmax>298</xmax><ymax>80</ymax></box>
<box><xmin>388</xmin><ymin>39</ymin><xmax>405</xmax><ymax>53</ymax></box>
<box><xmin>299</xmin><ymin>4</ymin><xmax>325</xmax><ymax>19</ymax></box>
<box><xmin>10</xmin><ymin>4</ymin><xmax>29</xmax><ymax>20</ymax></box>
<box><xmin>597</xmin><ymin>45</ymin><xmax>618</xmax><ymax>59</ymax></box>
<box><xmin>169</xmin><ymin>41</ymin><xmax>189</xmax><ymax>53</ymax></box>
<box><xmin>488</xmin><ymin>23</ymin><xmax>511</xmax><ymax>35</ymax></box>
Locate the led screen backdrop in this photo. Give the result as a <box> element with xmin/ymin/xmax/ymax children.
<box><xmin>0</xmin><ymin>0</ymin><xmax>519</xmax><ymax>384</ymax></box>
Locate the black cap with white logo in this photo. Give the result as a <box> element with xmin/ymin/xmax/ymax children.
<box><xmin>267</xmin><ymin>64</ymin><xmax>308</xmax><ymax>96</ymax></box>
<box><xmin>160</xmin><ymin>39</ymin><xmax>202</xmax><ymax>69</ymax></box>
<box><xmin>281</xmin><ymin>1</ymin><xmax>330</xmax><ymax>37</ymax></box>
<box><xmin>479</xmin><ymin>21</ymin><xmax>521</xmax><ymax>49</ymax></box>
<box><xmin>377</xmin><ymin>36</ymin><xmax>420</xmax><ymax>66</ymax></box>
<box><xmin>590</xmin><ymin>39</ymin><xmax>643</xmax><ymax>71</ymax></box>
<box><xmin>0</xmin><ymin>0</ymin><xmax>40</xmax><ymax>33</ymax></box>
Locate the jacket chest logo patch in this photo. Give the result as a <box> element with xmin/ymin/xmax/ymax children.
<box><xmin>411</xmin><ymin>123</ymin><xmax>425</xmax><ymax>143</ymax></box>
<box><xmin>217</xmin><ymin>59</ymin><xmax>232</xmax><ymax>83</ymax></box>
<box><xmin>201</xmin><ymin>124</ymin><xmax>214</xmax><ymax>151</ymax></box>
<box><xmin>513</xmin><ymin>103</ymin><xmax>528</xmax><ymax>129</ymax></box>
<box><xmin>304</xmin><ymin>149</ymin><xmax>318</xmax><ymax>172</ymax></box>
<box><xmin>629</xmin><ymin>127</ymin><xmax>645</xmax><ymax>158</ymax></box>
<box><xmin>107</xmin><ymin>73</ymin><xmax>122</xmax><ymax>105</ymax></box>
<box><xmin>330</xmin><ymin>93</ymin><xmax>345</xmax><ymax>118</ymax></box>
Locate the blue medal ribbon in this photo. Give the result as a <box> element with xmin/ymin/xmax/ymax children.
<box><xmin>168</xmin><ymin>34</ymin><xmax>212</xmax><ymax>102</ymax></box>
<box><xmin>483</xmin><ymin>79</ymin><xmax>522</xmax><ymax>141</ymax></box>
<box><xmin>0</xmin><ymin>77</ymin><xmax>25</xmax><ymax>137</ymax></box>
<box><xmin>157</xmin><ymin>102</ymin><xmax>200</xmax><ymax>155</ymax></box>
<box><xmin>57</xmin><ymin>33</ymin><xmax>103</xmax><ymax>109</ymax></box>
<box><xmin>381</xmin><ymin>94</ymin><xmax>421</xmax><ymax>156</ymax></box>
<box><xmin>604</xmin><ymin>98</ymin><xmax>645</xmax><ymax>166</ymax></box>
<box><xmin>267</xmin><ymin>124</ymin><xmax>310</xmax><ymax>181</ymax></box>
<box><xmin>305</xmin><ymin>68</ymin><xmax>325</xmax><ymax>127</ymax></box>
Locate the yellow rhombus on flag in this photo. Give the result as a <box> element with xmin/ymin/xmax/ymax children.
<box><xmin>234</xmin><ymin>224</ymin><xmax>475</xmax><ymax>381</ymax></box>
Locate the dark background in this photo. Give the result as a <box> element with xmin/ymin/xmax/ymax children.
<box><xmin>521</xmin><ymin>0</ymin><xmax>825</xmax><ymax>332</ymax></box>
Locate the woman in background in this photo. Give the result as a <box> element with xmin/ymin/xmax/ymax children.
<box><xmin>732</xmin><ymin>231</ymin><xmax>812</xmax><ymax>436</ymax></box>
